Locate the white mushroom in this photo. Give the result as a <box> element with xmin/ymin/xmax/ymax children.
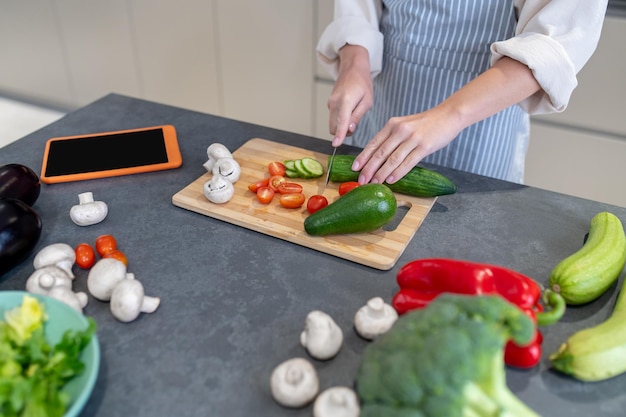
<box><xmin>69</xmin><ymin>192</ymin><xmax>108</xmax><ymax>226</ymax></box>
<box><xmin>203</xmin><ymin>143</ymin><xmax>233</xmax><ymax>172</ymax></box>
<box><xmin>33</xmin><ymin>243</ymin><xmax>76</xmax><ymax>278</ymax></box>
<box><xmin>270</xmin><ymin>357</ymin><xmax>319</xmax><ymax>408</ymax></box>
<box><xmin>313</xmin><ymin>386</ymin><xmax>360</xmax><ymax>417</ymax></box>
<box><xmin>26</xmin><ymin>265</ymin><xmax>73</xmax><ymax>295</ymax></box>
<box><xmin>300</xmin><ymin>310</ymin><xmax>343</xmax><ymax>360</ymax></box>
<box><xmin>47</xmin><ymin>286</ymin><xmax>88</xmax><ymax>314</ymax></box>
<box><xmin>109</xmin><ymin>278</ymin><xmax>160</xmax><ymax>322</ymax></box>
<box><xmin>211</xmin><ymin>157</ymin><xmax>241</xmax><ymax>183</ymax></box>
<box><xmin>354</xmin><ymin>297</ymin><xmax>399</xmax><ymax>340</ymax></box>
<box><xmin>203</xmin><ymin>174</ymin><xmax>235</xmax><ymax>204</ymax></box>
<box><xmin>87</xmin><ymin>258</ymin><xmax>131</xmax><ymax>301</ymax></box>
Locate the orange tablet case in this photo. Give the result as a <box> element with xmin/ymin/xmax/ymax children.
<box><xmin>40</xmin><ymin>125</ymin><xmax>182</xmax><ymax>184</ymax></box>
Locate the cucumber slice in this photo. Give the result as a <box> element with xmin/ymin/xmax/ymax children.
<box><xmin>300</xmin><ymin>157</ymin><xmax>324</xmax><ymax>178</ymax></box>
<box><xmin>284</xmin><ymin>160</ymin><xmax>296</xmax><ymax>171</ymax></box>
<box><xmin>285</xmin><ymin>168</ymin><xmax>299</xmax><ymax>178</ymax></box>
<box><xmin>294</xmin><ymin>159</ymin><xmax>314</xmax><ymax>178</ymax></box>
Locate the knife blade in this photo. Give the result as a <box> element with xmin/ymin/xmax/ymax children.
<box><xmin>324</xmin><ymin>146</ymin><xmax>337</xmax><ymax>190</ymax></box>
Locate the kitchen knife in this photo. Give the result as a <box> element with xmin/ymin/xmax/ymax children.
<box><xmin>324</xmin><ymin>146</ymin><xmax>337</xmax><ymax>190</ymax></box>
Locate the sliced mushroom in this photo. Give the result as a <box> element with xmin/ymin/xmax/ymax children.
<box><xmin>270</xmin><ymin>357</ymin><xmax>319</xmax><ymax>408</ymax></box>
<box><xmin>203</xmin><ymin>174</ymin><xmax>235</xmax><ymax>204</ymax></box>
<box><xmin>203</xmin><ymin>143</ymin><xmax>233</xmax><ymax>172</ymax></box>
<box><xmin>211</xmin><ymin>157</ymin><xmax>241</xmax><ymax>183</ymax></box>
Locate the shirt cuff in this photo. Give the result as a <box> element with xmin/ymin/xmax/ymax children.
<box><xmin>491</xmin><ymin>33</ymin><xmax>578</xmax><ymax>115</ymax></box>
<box><xmin>316</xmin><ymin>16</ymin><xmax>384</xmax><ymax>80</ymax></box>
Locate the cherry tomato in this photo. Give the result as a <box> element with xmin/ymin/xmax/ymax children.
<box><xmin>268</xmin><ymin>161</ymin><xmax>286</xmax><ymax>177</ymax></box>
<box><xmin>277</xmin><ymin>182</ymin><xmax>303</xmax><ymax>194</ymax></box>
<box><xmin>279</xmin><ymin>193</ymin><xmax>305</xmax><ymax>209</ymax></box>
<box><xmin>104</xmin><ymin>249</ymin><xmax>128</xmax><ymax>266</ymax></box>
<box><xmin>75</xmin><ymin>243</ymin><xmax>96</xmax><ymax>269</ymax></box>
<box><xmin>95</xmin><ymin>234</ymin><xmax>117</xmax><ymax>257</ymax></box>
<box><xmin>248</xmin><ymin>178</ymin><xmax>269</xmax><ymax>193</ymax></box>
<box><xmin>338</xmin><ymin>181</ymin><xmax>360</xmax><ymax>196</ymax></box>
<box><xmin>256</xmin><ymin>186</ymin><xmax>275</xmax><ymax>204</ymax></box>
<box><xmin>306</xmin><ymin>195</ymin><xmax>329</xmax><ymax>214</ymax></box>
<box><xmin>269</xmin><ymin>175</ymin><xmax>287</xmax><ymax>192</ymax></box>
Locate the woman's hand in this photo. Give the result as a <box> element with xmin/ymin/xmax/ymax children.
<box><xmin>328</xmin><ymin>45</ymin><xmax>374</xmax><ymax>147</ymax></box>
<box><xmin>352</xmin><ymin>107</ymin><xmax>462</xmax><ymax>185</ymax></box>
<box><xmin>352</xmin><ymin>56</ymin><xmax>541</xmax><ymax>184</ymax></box>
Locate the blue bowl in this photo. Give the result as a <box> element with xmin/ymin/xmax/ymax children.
<box><xmin>0</xmin><ymin>290</ymin><xmax>100</xmax><ymax>417</ymax></box>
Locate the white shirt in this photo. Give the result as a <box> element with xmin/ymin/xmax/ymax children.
<box><xmin>317</xmin><ymin>0</ymin><xmax>608</xmax><ymax>114</ymax></box>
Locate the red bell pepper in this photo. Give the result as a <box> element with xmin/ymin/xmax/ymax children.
<box><xmin>391</xmin><ymin>258</ymin><xmax>565</xmax><ymax>368</ymax></box>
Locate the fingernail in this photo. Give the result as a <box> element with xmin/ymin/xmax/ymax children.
<box><xmin>386</xmin><ymin>176</ymin><xmax>394</xmax><ymax>184</ymax></box>
<box><xmin>348</xmin><ymin>122</ymin><xmax>355</xmax><ymax>132</ymax></box>
<box><xmin>352</xmin><ymin>161</ymin><xmax>360</xmax><ymax>171</ymax></box>
<box><xmin>358</xmin><ymin>174</ymin><xmax>365</xmax><ymax>184</ymax></box>
<box><xmin>371</xmin><ymin>178</ymin><xmax>379</xmax><ymax>184</ymax></box>
<box><xmin>332</xmin><ymin>137</ymin><xmax>340</xmax><ymax>147</ymax></box>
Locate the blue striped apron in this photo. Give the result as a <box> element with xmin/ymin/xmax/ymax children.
<box><xmin>348</xmin><ymin>0</ymin><xmax>529</xmax><ymax>183</ymax></box>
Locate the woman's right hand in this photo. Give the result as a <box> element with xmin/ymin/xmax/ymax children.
<box><xmin>327</xmin><ymin>44</ymin><xmax>374</xmax><ymax>147</ymax></box>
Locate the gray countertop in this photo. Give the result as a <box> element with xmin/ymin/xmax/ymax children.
<box><xmin>1</xmin><ymin>93</ymin><xmax>626</xmax><ymax>416</ymax></box>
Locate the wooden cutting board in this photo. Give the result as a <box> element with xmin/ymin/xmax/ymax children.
<box><xmin>172</xmin><ymin>138</ymin><xmax>437</xmax><ymax>270</ymax></box>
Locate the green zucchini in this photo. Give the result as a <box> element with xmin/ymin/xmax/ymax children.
<box><xmin>550</xmin><ymin>270</ymin><xmax>626</xmax><ymax>381</ymax></box>
<box><xmin>549</xmin><ymin>211</ymin><xmax>626</xmax><ymax>305</ymax></box>
<box><xmin>328</xmin><ymin>155</ymin><xmax>456</xmax><ymax>197</ymax></box>
<box><xmin>304</xmin><ymin>183</ymin><xmax>397</xmax><ymax>236</ymax></box>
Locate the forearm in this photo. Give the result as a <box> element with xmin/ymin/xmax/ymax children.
<box><xmin>437</xmin><ymin>57</ymin><xmax>541</xmax><ymax>133</ymax></box>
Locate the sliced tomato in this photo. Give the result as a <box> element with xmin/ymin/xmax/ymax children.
<box><xmin>338</xmin><ymin>181</ymin><xmax>360</xmax><ymax>196</ymax></box>
<box><xmin>277</xmin><ymin>182</ymin><xmax>303</xmax><ymax>194</ymax></box>
<box><xmin>268</xmin><ymin>161</ymin><xmax>286</xmax><ymax>177</ymax></box>
<box><xmin>269</xmin><ymin>175</ymin><xmax>287</xmax><ymax>192</ymax></box>
<box><xmin>279</xmin><ymin>193</ymin><xmax>305</xmax><ymax>208</ymax></box>
<box><xmin>75</xmin><ymin>243</ymin><xmax>96</xmax><ymax>269</ymax></box>
<box><xmin>256</xmin><ymin>186</ymin><xmax>275</xmax><ymax>204</ymax></box>
<box><xmin>306</xmin><ymin>195</ymin><xmax>328</xmax><ymax>214</ymax></box>
<box><xmin>248</xmin><ymin>178</ymin><xmax>270</xmax><ymax>193</ymax></box>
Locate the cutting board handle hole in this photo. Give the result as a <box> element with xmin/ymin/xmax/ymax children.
<box><xmin>383</xmin><ymin>204</ymin><xmax>410</xmax><ymax>232</ymax></box>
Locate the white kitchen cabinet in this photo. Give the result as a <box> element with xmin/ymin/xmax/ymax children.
<box><xmin>0</xmin><ymin>0</ymin><xmax>315</xmax><ymax>136</ymax></box>
<box><xmin>314</xmin><ymin>81</ymin><xmax>333</xmax><ymax>141</ymax></box>
<box><xmin>129</xmin><ymin>0</ymin><xmax>220</xmax><ymax>115</ymax></box>
<box><xmin>215</xmin><ymin>0</ymin><xmax>315</xmax><ymax>136</ymax></box>
<box><xmin>525</xmin><ymin>15</ymin><xmax>626</xmax><ymax>207</ymax></box>
<box><xmin>54</xmin><ymin>0</ymin><xmax>142</xmax><ymax>106</ymax></box>
<box><xmin>525</xmin><ymin>123</ymin><xmax>626</xmax><ymax>208</ymax></box>
<box><xmin>0</xmin><ymin>1</ymin><xmax>72</xmax><ymax>107</ymax></box>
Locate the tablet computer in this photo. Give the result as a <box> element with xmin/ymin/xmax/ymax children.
<box><xmin>40</xmin><ymin>125</ymin><xmax>182</xmax><ymax>184</ymax></box>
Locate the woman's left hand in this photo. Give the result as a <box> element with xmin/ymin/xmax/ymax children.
<box><xmin>351</xmin><ymin>106</ymin><xmax>462</xmax><ymax>185</ymax></box>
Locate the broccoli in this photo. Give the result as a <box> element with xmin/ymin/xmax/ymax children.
<box><xmin>356</xmin><ymin>294</ymin><xmax>540</xmax><ymax>417</ymax></box>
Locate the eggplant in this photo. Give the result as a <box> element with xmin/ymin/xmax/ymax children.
<box><xmin>0</xmin><ymin>198</ymin><xmax>42</xmax><ymax>276</ymax></box>
<box><xmin>0</xmin><ymin>163</ymin><xmax>41</xmax><ymax>206</ymax></box>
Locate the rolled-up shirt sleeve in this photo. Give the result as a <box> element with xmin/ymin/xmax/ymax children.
<box><xmin>491</xmin><ymin>0</ymin><xmax>608</xmax><ymax>114</ymax></box>
<box><xmin>316</xmin><ymin>0</ymin><xmax>384</xmax><ymax>79</ymax></box>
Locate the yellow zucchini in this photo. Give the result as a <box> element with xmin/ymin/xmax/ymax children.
<box><xmin>550</xmin><ymin>274</ymin><xmax>626</xmax><ymax>381</ymax></box>
<box><xmin>549</xmin><ymin>211</ymin><xmax>626</xmax><ymax>305</ymax></box>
